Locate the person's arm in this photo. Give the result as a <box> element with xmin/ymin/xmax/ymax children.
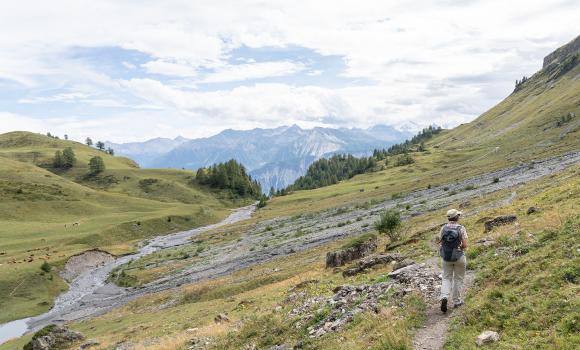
<box><xmin>460</xmin><ymin>227</ymin><xmax>468</xmax><ymax>249</ymax></box>
<box><xmin>437</xmin><ymin>226</ymin><xmax>443</xmax><ymax>245</ymax></box>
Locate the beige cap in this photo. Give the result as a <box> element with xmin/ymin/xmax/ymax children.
<box><xmin>446</xmin><ymin>208</ymin><xmax>462</xmax><ymax>219</ymax></box>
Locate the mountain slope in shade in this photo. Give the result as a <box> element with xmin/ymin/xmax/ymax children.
<box><xmin>108</xmin><ymin>124</ymin><xmax>412</xmax><ymax>190</ymax></box>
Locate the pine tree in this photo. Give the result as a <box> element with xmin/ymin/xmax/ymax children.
<box><xmin>85</xmin><ymin>137</ymin><xmax>93</xmax><ymax>147</ymax></box>
<box><xmin>107</xmin><ymin>147</ymin><xmax>115</xmax><ymax>155</ymax></box>
<box><xmin>96</xmin><ymin>141</ymin><xmax>105</xmax><ymax>151</ymax></box>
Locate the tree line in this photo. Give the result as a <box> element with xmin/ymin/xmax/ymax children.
<box><xmin>372</xmin><ymin>125</ymin><xmax>442</xmax><ymax>160</ymax></box>
<box><xmin>85</xmin><ymin>137</ymin><xmax>114</xmax><ymax>155</ymax></box>
<box><xmin>280</xmin><ymin>154</ymin><xmax>377</xmax><ymax>193</ymax></box>
<box><xmin>194</xmin><ymin>159</ymin><xmax>262</xmax><ymax>199</ymax></box>
<box><xmin>278</xmin><ymin>125</ymin><xmax>443</xmax><ymax>194</ymax></box>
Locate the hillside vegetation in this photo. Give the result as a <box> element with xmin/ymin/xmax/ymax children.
<box><xmin>0</xmin><ymin>132</ymin><xmax>254</xmax><ymax>323</ymax></box>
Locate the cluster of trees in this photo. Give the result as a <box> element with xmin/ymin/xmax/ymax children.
<box><xmin>283</xmin><ymin>154</ymin><xmax>377</xmax><ymax>192</ymax></box>
<box><xmin>372</xmin><ymin>125</ymin><xmax>443</xmax><ymax>160</ymax></box>
<box><xmin>53</xmin><ymin>147</ymin><xmax>76</xmax><ymax>169</ymax></box>
<box><xmin>51</xmin><ymin>145</ymin><xmax>105</xmax><ymax>175</ymax></box>
<box><xmin>194</xmin><ymin>159</ymin><xmax>262</xmax><ymax>198</ymax></box>
<box><xmin>514</xmin><ymin>76</ymin><xmax>529</xmax><ymax>92</ymax></box>
<box><xmin>85</xmin><ymin>137</ymin><xmax>114</xmax><ymax>155</ymax></box>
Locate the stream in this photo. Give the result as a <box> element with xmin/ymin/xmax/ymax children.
<box><xmin>0</xmin><ymin>204</ymin><xmax>256</xmax><ymax>345</ymax></box>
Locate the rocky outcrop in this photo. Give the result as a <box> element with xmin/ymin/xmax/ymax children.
<box><xmin>483</xmin><ymin>215</ymin><xmax>517</xmax><ymax>232</ymax></box>
<box><xmin>476</xmin><ymin>330</ymin><xmax>500</xmax><ymax>346</ymax></box>
<box><xmin>60</xmin><ymin>249</ymin><xmax>115</xmax><ymax>282</ymax></box>
<box><xmin>290</xmin><ymin>262</ymin><xmax>441</xmax><ymax>337</ymax></box>
<box><xmin>342</xmin><ymin>253</ymin><xmax>405</xmax><ymax>277</ymax></box>
<box><xmin>543</xmin><ymin>35</ymin><xmax>580</xmax><ymax>68</ymax></box>
<box><xmin>325</xmin><ymin>239</ymin><xmax>377</xmax><ymax>268</ymax></box>
<box><xmin>23</xmin><ymin>325</ymin><xmax>84</xmax><ymax>350</ymax></box>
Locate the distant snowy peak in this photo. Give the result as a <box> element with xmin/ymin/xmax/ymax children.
<box><xmin>108</xmin><ymin>124</ymin><xmax>413</xmax><ymax>189</ymax></box>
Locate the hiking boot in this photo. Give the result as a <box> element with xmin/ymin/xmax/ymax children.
<box><xmin>441</xmin><ymin>298</ymin><xmax>448</xmax><ymax>313</ymax></box>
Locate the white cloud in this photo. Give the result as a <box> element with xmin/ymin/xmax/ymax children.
<box><xmin>0</xmin><ymin>0</ymin><xmax>578</xmax><ymax>140</ymax></box>
<box><xmin>200</xmin><ymin>61</ymin><xmax>306</xmax><ymax>83</ymax></box>
<box><xmin>142</xmin><ymin>59</ymin><xmax>199</xmax><ymax>77</ymax></box>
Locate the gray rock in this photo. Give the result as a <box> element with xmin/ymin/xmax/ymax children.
<box><xmin>24</xmin><ymin>325</ymin><xmax>84</xmax><ymax>350</ymax></box>
<box><xmin>526</xmin><ymin>206</ymin><xmax>540</xmax><ymax>215</ymax></box>
<box><xmin>214</xmin><ymin>313</ymin><xmax>230</xmax><ymax>324</ymax></box>
<box><xmin>326</xmin><ymin>238</ymin><xmax>377</xmax><ymax>268</ymax></box>
<box><xmin>79</xmin><ymin>339</ymin><xmax>100</xmax><ymax>349</ymax></box>
<box><xmin>476</xmin><ymin>330</ymin><xmax>500</xmax><ymax>346</ymax></box>
<box><xmin>484</xmin><ymin>215</ymin><xmax>517</xmax><ymax>232</ymax></box>
<box><xmin>342</xmin><ymin>253</ymin><xmax>404</xmax><ymax>277</ymax></box>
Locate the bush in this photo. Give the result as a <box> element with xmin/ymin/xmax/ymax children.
<box><xmin>40</xmin><ymin>261</ymin><xmax>51</xmax><ymax>273</ymax></box>
<box><xmin>257</xmin><ymin>195</ymin><xmax>268</xmax><ymax>209</ymax></box>
<box><xmin>374</xmin><ymin>209</ymin><xmax>402</xmax><ymax>242</ymax></box>
<box><xmin>493</xmin><ymin>177</ymin><xmax>500</xmax><ymax>183</ymax></box>
<box><xmin>88</xmin><ymin>156</ymin><xmax>106</xmax><ymax>175</ymax></box>
<box><xmin>395</xmin><ymin>153</ymin><xmax>415</xmax><ymax>167</ymax></box>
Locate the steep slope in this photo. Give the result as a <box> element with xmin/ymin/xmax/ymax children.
<box><xmin>0</xmin><ymin>132</ymin><xmax>252</xmax><ymax>324</ymax></box>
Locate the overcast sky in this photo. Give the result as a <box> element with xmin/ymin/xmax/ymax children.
<box><xmin>0</xmin><ymin>0</ymin><xmax>578</xmax><ymax>142</ymax></box>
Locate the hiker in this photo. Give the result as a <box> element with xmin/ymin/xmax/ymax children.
<box><xmin>438</xmin><ymin>208</ymin><xmax>468</xmax><ymax>313</ymax></box>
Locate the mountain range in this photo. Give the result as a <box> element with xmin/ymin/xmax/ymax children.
<box><xmin>106</xmin><ymin>124</ymin><xmax>412</xmax><ymax>190</ymax></box>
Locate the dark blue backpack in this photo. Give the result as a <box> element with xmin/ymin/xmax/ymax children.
<box><xmin>440</xmin><ymin>224</ymin><xmax>463</xmax><ymax>262</ymax></box>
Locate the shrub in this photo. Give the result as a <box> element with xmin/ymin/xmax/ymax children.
<box><xmin>257</xmin><ymin>195</ymin><xmax>268</xmax><ymax>209</ymax></box>
<box><xmin>493</xmin><ymin>177</ymin><xmax>500</xmax><ymax>183</ymax></box>
<box><xmin>395</xmin><ymin>153</ymin><xmax>415</xmax><ymax>167</ymax></box>
<box><xmin>374</xmin><ymin>209</ymin><xmax>402</xmax><ymax>242</ymax></box>
<box><xmin>40</xmin><ymin>261</ymin><xmax>51</xmax><ymax>273</ymax></box>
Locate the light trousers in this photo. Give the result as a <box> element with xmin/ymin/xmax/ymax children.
<box><xmin>440</xmin><ymin>255</ymin><xmax>466</xmax><ymax>304</ymax></box>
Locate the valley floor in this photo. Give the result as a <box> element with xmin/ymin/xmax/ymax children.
<box><xmin>2</xmin><ymin>152</ymin><xmax>578</xmax><ymax>350</ymax></box>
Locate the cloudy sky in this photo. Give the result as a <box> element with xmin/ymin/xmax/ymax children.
<box><xmin>0</xmin><ymin>0</ymin><xmax>578</xmax><ymax>142</ymax></box>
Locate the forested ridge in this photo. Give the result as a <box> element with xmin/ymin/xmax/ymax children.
<box><xmin>195</xmin><ymin>159</ymin><xmax>262</xmax><ymax>198</ymax></box>
<box><xmin>279</xmin><ymin>126</ymin><xmax>443</xmax><ymax>194</ymax></box>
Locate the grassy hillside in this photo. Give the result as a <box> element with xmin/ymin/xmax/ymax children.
<box><xmin>0</xmin><ymin>132</ymin><xmax>252</xmax><ymax>323</ymax></box>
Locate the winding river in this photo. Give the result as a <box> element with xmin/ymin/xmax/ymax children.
<box><xmin>0</xmin><ymin>204</ymin><xmax>256</xmax><ymax>345</ymax></box>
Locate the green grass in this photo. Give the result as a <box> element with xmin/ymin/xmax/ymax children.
<box><xmin>0</xmin><ymin>132</ymin><xmax>250</xmax><ymax>323</ymax></box>
<box><xmin>445</xmin><ymin>217</ymin><xmax>580</xmax><ymax>349</ymax></box>
<box><xmin>341</xmin><ymin>233</ymin><xmax>377</xmax><ymax>249</ymax></box>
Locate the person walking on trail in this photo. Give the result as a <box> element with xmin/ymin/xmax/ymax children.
<box><xmin>438</xmin><ymin>209</ymin><xmax>468</xmax><ymax>313</ymax></box>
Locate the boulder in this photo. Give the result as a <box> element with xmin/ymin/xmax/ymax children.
<box><xmin>476</xmin><ymin>330</ymin><xmax>500</xmax><ymax>346</ymax></box>
<box><xmin>79</xmin><ymin>340</ymin><xmax>100</xmax><ymax>349</ymax></box>
<box><xmin>325</xmin><ymin>238</ymin><xmax>377</xmax><ymax>268</ymax></box>
<box><xmin>484</xmin><ymin>215</ymin><xmax>517</xmax><ymax>232</ymax></box>
<box><xmin>214</xmin><ymin>313</ymin><xmax>230</xmax><ymax>324</ymax></box>
<box><xmin>342</xmin><ymin>253</ymin><xmax>404</xmax><ymax>277</ymax></box>
<box><xmin>23</xmin><ymin>325</ymin><xmax>84</xmax><ymax>350</ymax></box>
<box><xmin>526</xmin><ymin>206</ymin><xmax>540</xmax><ymax>215</ymax></box>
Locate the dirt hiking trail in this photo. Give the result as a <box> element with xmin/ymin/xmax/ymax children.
<box><xmin>412</xmin><ymin>257</ymin><xmax>475</xmax><ymax>350</ymax></box>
